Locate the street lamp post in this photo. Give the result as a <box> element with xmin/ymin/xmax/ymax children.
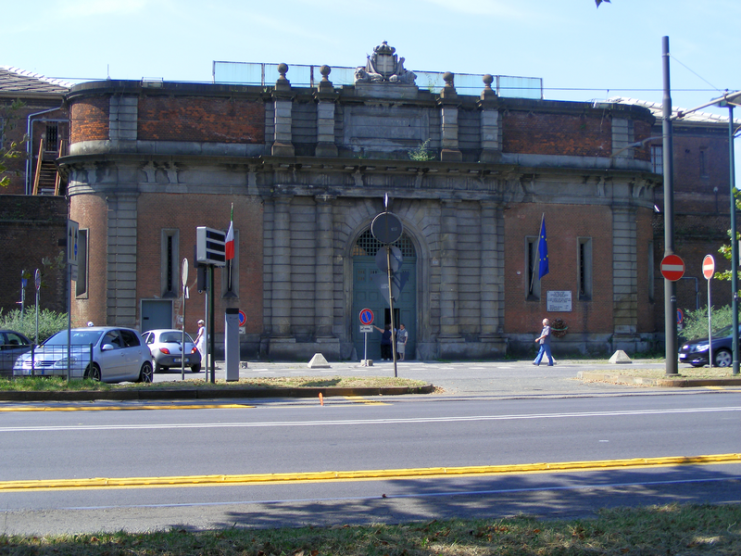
<box><xmin>722</xmin><ymin>100</ymin><xmax>739</xmax><ymax>375</ymax></box>
<box><xmin>676</xmin><ymin>90</ymin><xmax>741</xmax><ymax>375</ymax></box>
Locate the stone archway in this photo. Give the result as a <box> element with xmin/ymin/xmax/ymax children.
<box><xmin>351</xmin><ymin>230</ymin><xmax>417</xmax><ymax>361</ymax></box>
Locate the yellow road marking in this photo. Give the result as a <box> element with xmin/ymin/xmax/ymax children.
<box><xmin>344</xmin><ymin>396</ymin><xmax>389</xmax><ymax>406</ymax></box>
<box><xmin>0</xmin><ymin>404</ymin><xmax>255</xmax><ymax>412</ymax></box>
<box><xmin>2</xmin><ymin>453</ymin><xmax>739</xmax><ymax>492</ymax></box>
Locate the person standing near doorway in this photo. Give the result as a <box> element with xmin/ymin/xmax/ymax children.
<box><xmin>396</xmin><ymin>323</ymin><xmax>408</xmax><ymax>361</ymax></box>
<box><xmin>533</xmin><ymin>318</ymin><xmax>554</xmax><ymax>366</ymax></box>
<box><xmin>373</xmin><ymin>323</ymin><xmax>393</xmax><ymax>361</ymax></box>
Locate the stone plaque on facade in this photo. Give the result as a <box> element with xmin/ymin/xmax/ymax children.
<box><xmin>547</xmin><ymin>291</ymin><xmax>572</xmax><ymax>312</ymax></box>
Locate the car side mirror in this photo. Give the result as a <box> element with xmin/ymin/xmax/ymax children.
<box><xmin>101</xmin><ymin>343</ymin><xmax>115</xmax><ymax>351</ymax></box>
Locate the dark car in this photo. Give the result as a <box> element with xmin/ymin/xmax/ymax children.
<box><xmin>0</xmin><ymin>330</ymin><xmax>33</xmax><ymax>378</ymax></box>
<box><xmin>678</xmin><ymin>324</ymin><xmax>741</xmax><ymax>367</ymax></box>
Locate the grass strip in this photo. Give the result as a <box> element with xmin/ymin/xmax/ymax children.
<box><xmin>0</xmin><ymin>376</ymin><xmax>427</xmax><ymax>392</ymax></box>
<box><xmin>1</xmin><ymin>502</ymin><xmax>739</xmax><ymax>555</ymax></box>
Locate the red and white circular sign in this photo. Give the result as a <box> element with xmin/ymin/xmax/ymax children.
<box><xmin>661</xmin><ymin>254</ymin><xmax>685</xmax><ymax>282</ymax></box>
<box><xmin>702</xmin><ymin>255</ymin><xmax>715</xmax><ymax>280</ymax></box>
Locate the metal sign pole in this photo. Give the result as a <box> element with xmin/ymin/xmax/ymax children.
<box><xmin>387</xmin><ymin>245</ymin><xmax>397</xmax><ymax>378</ymax></box>
<box><xmin>209</xmin><ymin>265</ymin><xmax>216</xmax><ymax>384</ymax></box>
<box><xmin>181</xmin><ymin>258</ymin><xmax>188</xmax><ymax>381</ymax></box>
<box><xmin>707</xmin><ymin>277</ymin><xmax>713</xmax><ymax>367</ymax></box>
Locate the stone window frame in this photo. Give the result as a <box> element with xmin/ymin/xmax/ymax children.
<box><xmin>75</xmin><ymin>228</ymin><xmax>89</xmax><ymax>298</ymax></box>
<box><xmin>525</xmin><ymin>236</ymin><xmax>541</xmax><ymax>301</ymax></box>
<box><xmin>160</xmin><ymin>229</ymin><xmax>179</xmax><ymax>299</ymax></box>
<box><xmin>577</xmin><ymin>237</ymin><xmax>593</xmax><ymax>301</ymax></box>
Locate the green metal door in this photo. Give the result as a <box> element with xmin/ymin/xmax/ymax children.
<box><xmin>352</xmin><ymin>231</ymin><xmax>416</xmax><ymax>360</ymax></box>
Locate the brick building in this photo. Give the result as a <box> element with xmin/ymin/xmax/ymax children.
<box><xmin>610</xmin><ymin>98</ymin><xmax>737</xmax><ymax>331</ymax></box>
<box><xmin>60</xmin><ymin>43</ymin><xmax>662</xmax><ymax>360</ymax></box>
<box><xmin>0</xmin><ymin>67</ymin><xmax>70</xmax><ymax>315</ymax></box>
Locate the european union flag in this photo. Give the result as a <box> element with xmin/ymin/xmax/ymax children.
<box><xmin>538</xmin><ymin>218</ymin><xmax>549</xmax><ymax>279</ymax></box>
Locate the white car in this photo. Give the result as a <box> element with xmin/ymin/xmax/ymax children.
<box><xmin>141</xmin><ymin>329</ymin><xmax>202</xmax><ymax>373</ymax></box>
<box><xmin>13</xmin><ymin>327</ymin><xmax>153</xmax><ymax>383</ymax></box>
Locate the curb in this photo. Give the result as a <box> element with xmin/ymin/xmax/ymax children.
<box><xmin>577</xmin><ymin>371</ymin><xmax>741</xmax><ymax>388</ymax></box>
<box><xmin>0</xmin><ymin>384</ymin><xmax>435</xmax><ymax>402</ymax></box>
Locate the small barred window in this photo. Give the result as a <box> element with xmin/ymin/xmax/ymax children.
<box><xmin>352</xmin><ymin>230</ymin><xmax>415</xmax><ymax>257</ymax></box>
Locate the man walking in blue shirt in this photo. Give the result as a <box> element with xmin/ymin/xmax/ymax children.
<box><xmin>533</xmin><ymin>318</ymin><xmax>555</xmax><ymax>366</ymax></box>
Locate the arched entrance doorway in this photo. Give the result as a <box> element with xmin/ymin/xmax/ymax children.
<box><xmin>352</xmin><ymin>230</ymin><xmax>416</xmax><ymax>360</ymax></box>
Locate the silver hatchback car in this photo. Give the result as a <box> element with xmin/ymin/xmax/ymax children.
<box><xmin>141</xmin><ymin>329</ymin><xmax>201</xmax><ymax>373</ymax></box>
<box><xmin>14</xmin><ymin>327</ymin><xmax>153</xmax><ymax>383</ymax></box>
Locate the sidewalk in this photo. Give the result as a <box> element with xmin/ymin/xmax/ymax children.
<box><xmin>2</xmin><ymin>359</ymin><xmax>739</xmax><ymax>403</ymax></box>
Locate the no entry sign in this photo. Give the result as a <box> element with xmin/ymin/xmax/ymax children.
<box><xmin>702</xmin><ymin>255</ymin><xmax>715</xmax><ymax>280</ymax></box>
<box><xmin>661</xmin><ymin>254</ymin><xmax>685</xmax><ymax>282</ymax></box>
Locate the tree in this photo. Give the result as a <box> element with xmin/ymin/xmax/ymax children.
<box><xmin>0</xmin><ymin>99</ymin><xmax>28</xmax><ymax>188</ymax></box>
<box><xmin>715</xmin><ymin>192</ymin><xmax>740</xmax><ymax>281</ymax></box>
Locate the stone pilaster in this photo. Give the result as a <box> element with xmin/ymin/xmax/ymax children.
<box><xmin>440</xmin><ymin>199</ymin><xmax>461</xmax><ymax>339</ymax></box>
<box><xmin>439</xmin><ymin>72</ymin><xmax>462</xmax><ymax>162</ymax></box>
<box><xmin>479</xmin><ymin>201</ymin><xmax>498</xmax><ymax>338</ymax></box>
<box><xmin>478</xmin><ymin>74</ymin><xmax>501</xmax><ymax>163</ymax></box>
<box><xmin>106</xmin><ymin>192</ymin><xmax>138</xmax><ymax>328</ymax></box>
<box><xmin>612</xmin><ymin>204</ymin><xmax>638</xmax><ymax>351</ymax></box>
<box><xmin>272</xmin><ymin>63</ymin><xmax>295</xmax><ymax>157</ymax></box>
<box><xmin>315</xmin><ymin>195</ymin><xmax>335</xmax><ymax>338</ymax></box>
<box><xmin>314</xmin><ymin>65</ymin><xmax>338</xmax><ymax>158</ymax></box>
<box><xmin>271</xmin><ymin>196</ymin><xmax>293</xmax><ymax>338</ymax></box>
<box><xmin>109</xmin><ymin>96</ymin><xmax>137</xmax><ymax>143</ymax></box>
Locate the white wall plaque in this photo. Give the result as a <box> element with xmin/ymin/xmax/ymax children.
<box><xmin>547</xmin><ymin>291</ymin><xmax>572</xmax><ymax>312</ymax></box>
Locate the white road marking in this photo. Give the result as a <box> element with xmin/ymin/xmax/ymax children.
<box><xmin>1</xmin><ymin>406</ymin><xmax>740</xmax><ymax>433</ymax></box>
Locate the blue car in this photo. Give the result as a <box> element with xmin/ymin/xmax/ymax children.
<box><xmin>678</xmin><ymin>325</ymin><xmax>741</xmax><ymax>367</ymax></box>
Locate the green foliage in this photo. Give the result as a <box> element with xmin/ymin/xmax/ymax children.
<box><xmin>679</xmin><ymin>304</ymin><xmax>736</xmax><ymax>342</ymax></box>
<box><xmin>715</xmin><ymin>193</ymin><xmax>741</xmax><ymax>281</ymax></box>
<box><xmin>0</xmin><ymin>99</ymin><xmax>28</xmax><ymax>188</ymax></box>
<box><xmin>0</xmin><ymin>308</ymin><xmax>68</xmax><ymax>343</ymax></box>
<box><xmin>408</xmin><ymin>139</ymin><xmax>435</xmax><ymax>161</ymax></box>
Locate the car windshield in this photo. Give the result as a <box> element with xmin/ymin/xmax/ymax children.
<box><xmin>712</xmin><ymin>325</ymin><xmax>741</xmax><ymax>339</ymax></box>
<box><xmin>160</xmin><ymin>332</ymin><xmax>193</xmax><ymax>343</ymax></box>
<box><xmin>44</xmin><ymin>330</ymin><xmax>104</xmax><ymax>346</ymax></box>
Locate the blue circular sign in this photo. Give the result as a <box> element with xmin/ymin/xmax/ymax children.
<box><xmin>359</xmin><ymin>308</ymin><xmax>374</xmax><ymax>325</ymax></box>
<box><xmin>238</xmin><ymin>310</ymin><xmax>246</xmax><ymax>326</ymax></box>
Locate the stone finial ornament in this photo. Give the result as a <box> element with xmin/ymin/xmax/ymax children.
<box><xmin>443</xmin><ymin>72</ymin><xmax>454</xmax><ymax>88</ymax></box>
<box><xmin>354</xmin><ymin>41</ymin><xmax>416</xmax><ymax>85</ymax></box>
<box><xmin>320</xmin><ymin>65</ymin><xmax>331</xmax><ymax>82</ymax></box>
<box><xmin>481</xmin><ymin>74</ymin><xmax>497</xmax><ymax>100</ymax></box>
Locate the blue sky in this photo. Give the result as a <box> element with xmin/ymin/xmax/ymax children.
<box><xmin>6</xmin><ymin>0</ymin><xmax>740</xmax><ymax>125</ymax></box>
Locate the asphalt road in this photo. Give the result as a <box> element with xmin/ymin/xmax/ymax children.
<box><xmin>1</xmin><ymin>376</ymin><xmax>740</xmax><ymax>536</ymax></box>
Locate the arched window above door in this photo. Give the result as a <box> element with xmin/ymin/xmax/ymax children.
<box><xmin>352</xmin><ymin>230</ymin><xmax>416</xmax><ymax>257</ymax></box>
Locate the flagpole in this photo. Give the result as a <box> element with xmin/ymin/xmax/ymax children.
<box><xmin>530</xmin><ymin>213</ymin><xmax>545</xmax><ymax>294</ymax></box>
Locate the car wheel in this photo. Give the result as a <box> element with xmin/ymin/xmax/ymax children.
<box><xmin>84</xmin><ymin>363</ymin><xmax>101</xmax><ymax>381</ymax></box>
<box><xmin>714</xmin><ymin>349</ymin><xmax>732</xmax><ymax>368</ymax></box>
<box><xmin>138</xmin><ymin>361</ymin><xmax>153</xmax><ymax>383</ymax></box>
<box><xmin>191</xmin><ymin>364</ymin><xmax>201</xmax><ymax>373</ymax></box>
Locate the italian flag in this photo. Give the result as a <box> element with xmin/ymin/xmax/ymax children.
<box><xmin>225</xmin><ymin>205</ymin><xmax>235</xmax><ymax>261</ymax></box>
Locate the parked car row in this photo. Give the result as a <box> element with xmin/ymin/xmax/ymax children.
<box><xmin>5</xmin><ymin>327</ymin><xmax>201</xmax><ymax>383</ymax></box>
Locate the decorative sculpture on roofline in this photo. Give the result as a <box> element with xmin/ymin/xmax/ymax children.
<box><xmin>355</xmin><ymin>41</ymin><xmax>416</xmax><ymax>85</ymax></box>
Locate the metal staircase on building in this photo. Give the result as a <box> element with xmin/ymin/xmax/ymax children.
<box><xmin>32</xmin><ymin>138</ymin><xmax>66</xmax><ymax>196</ymax></box>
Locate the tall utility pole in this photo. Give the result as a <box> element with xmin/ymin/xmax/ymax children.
<box><xmin>662</xmin><ymin>36</ymin><xmax>678</xmax><ymax>376</ymax></box>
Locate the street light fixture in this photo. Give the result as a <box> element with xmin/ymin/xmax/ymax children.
<box><xmin>676</xmin><ymin>90</ymin><xmax>741</xmax><ymax>376</ymax></box>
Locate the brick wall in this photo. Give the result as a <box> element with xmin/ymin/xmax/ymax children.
<box><xmin>653</xmin><ymin>213</ymin><xmax>732</xmax><ymax>332</ymax></box>
<box><xmin>138</xmin><ymin>96</ymin><xmax>265</xmax><ymax>143</ymax></box>
<box><xmin>135</xmin><ymin>194</ymin><xmax>263</xmax><ymax>336</ymax></box>
<box><xmin>502</xmin><ymin>112</ymin><xmax>612</xmax><ymax>156</ymax></box>
<box><xmin>70</xmin><ymin>97</ymin><xmax>109</xmax><ymax>144</ymax></box>
<box><xmin>0</xmin><ymin>195</ymin><xmax>67</xmax><ymax>314</ymax></box>
<box><xmin>504</xmin><ymin>203</ymin><xmax>614</xmax><ymax>335</ymax></box>
<box><xmin>70</xmin><ymin>194</ymin><xmax>108</xmax><ymax>327</ymax></box>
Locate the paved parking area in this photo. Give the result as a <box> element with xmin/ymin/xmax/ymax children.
<box><xmin>153</xmin><ymin>359</ymin><xmax>679</xmax><ymax>398</ymax></box>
